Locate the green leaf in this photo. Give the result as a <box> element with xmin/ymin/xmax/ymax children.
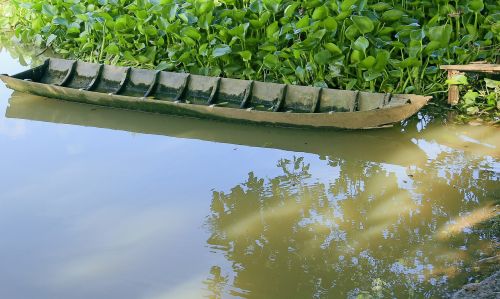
<box><xmin>314</xmin><ymin>81</ymin><xmax>328</xmax><ymax>88</ymax></box>
<box><xmin>260</xmin><ymin>44</ymin><xmax>277</xmax><ymax>52</ymax></box>
<box><xmin>285</xmin><ymin>3</ymin><xmax>300</xmax><ymax>17</ymax></box>
<box><xmin>312</xmin><ymin>6</ymin><xmax>328</xmax><ymax>21</ymax></box>
<box><xmin>428</xmin><ymin>25</ymin><xmax>452</xmax><ymax>47</ymax></box>
<box><xmin>463</xmin><ymin>90</ymin><xmax>479</xmax><ymax>106</ymax></box>
<box><xmin>467</xmin><ymin>0</ymin><xmax>484</xmax><ymax>13</ymax></box>
<box><xmin>363</xmin><ymin>70</ymin><xmax>383</xmax><ymax>81</ymax></box>
<box><xmin>322</xmin><ymin>16</ymin><xmax>338</xmax><ymax>32</ymax></box>
<box><xmin>378</xmin><ymin>27</ymin><xmax>394</xmax><ymax>36</ymax></box>
<box><xmin>266</xmin><ymin>21</ymin><xmax>279</xmax><ymax>39</ymax></box>
<box><xmin>67</xmin><ymin>23</ymin><xmax>81</xmax><ymax>35</ymax></box>
<box><xmin>212</xmin><ymin>45</ymin><xmax>232</xmax><ymax>58</ymax></box>
<box><xmin>295</xmin><ymin>66</ymin><xmax>306</xmax><ymax>82</ymax></box>
<box><xmin>263</xmin><ymin>0</ymin><xmax>281</xmax><ymax>13</ymax></box>
<box><xmin>346</xmin><ymin>78</ymin><xmax>357</xmax><ymax>90</ymax></box>
<box><xmin>177</xmin><ymin>52</ymin><xmax>192</xmax><ymax>64</ymax></box>
<box><xmin>314</xmin><ymin>50</ymin><xmax>332</xmax><ymax>65</ymax></box>
<box><xmin>42</xmin><ymin>4</ymin><xmax>58</xmax><ymax>17</ymax></box>
<box><xmin>53</xmin><ymin>17</ymin><xmax>68</xmax><ymax>27</ymax></box>
<box><xmin>259</xmin><ymin>9</ymin><xmax>271</xmax><ymax>20</ymax></box>
<box><xmin>136</xmin><ymin>10</ymin><xmax>148</xmax><ymax>20</ymax></box>
<box><xmin>410</xmin><ymin>29</ymin><xmax>425</xmax><ymax>41</ymax></box>
<box><xmin>484</xmin><ymin>78</ymin><xmax>500</xmax><ymax>89</ymax></box>
<box><xmin>238</xmin><ymin>50</ymin><xmax>252</xmax><ymax>62</ymax></box>
<box><xmin>263</xmin><ymin>54</ymin><xmax>279</xmax><ymax>69</ymax></box>
<box><xmin>352</xmin><ymin>16</ymin><xmax>374</xmax><ymax>34</ymax></box>
<box><xmin>115</xmin><ymin>17</ymin><xmax>127</xmax><ymax>31</ymax></box>
<box><xmin>446</xmin><ymin>74</ymin><xmax>468</xmax><ymax>85</ymax></box>
<box><xmin>197</xmin><ymin>1</ymin><xmax>214</xmax><ymax>14</ymax></box>
<box><xmin>181</xmin><ymin>26</ymin><xmax>201</xmax><ymax>40</ymax></box>
<box><xmin>105</xmin><ymin>43</ymin><xmax>120</xmax><ymax>55</ymax></box>
<box><xmin>181</xmin><ymin>36</ymin><xmax>196</xmax><ymax>47</ymax></box>
<box><xmin>324</xmin><ymin>43</ymin><xmax>342</xmax><ymax>56</ymax></box>
<box><xmin>345</xmin><ymin>25</ymin><xmax>360</xmax><ymax>41</ymax></box>
<box><xmin>144</xmin><ymin>46</ymin><xmax>157</xmax><ymax>62</ymax></box>
<box><xmin>31</xmin><ymin>18</ymin><xmax>44</xmax><ymax>31</ymax></box>
<box><xmin>70</xmin><ymin>4</ymin><xmax>86</xmax><ymax>14</ymax></box>
<box><xmin>311</xmin><ymin>29</ymin><xmax>327</xmax><ymax>40</ymax></box>
<box><xmin>145</xmin><ymin>25</ymin><xmax>158</xmax><ymax>36</ymax></box>
<box><xmin>341</xmin><ymin>0</ymin><xmax>358</xmax><ymax>11</ymax></box>
<box><xmin>466</xmin><ymin>106</ymin><xmax>479</xmax><ymax>115</ymax></box>
<box><xmin>296</xmin><ymin>16</ymin><xmax>310</xmax><ymax>29</ymax></box>
<box><xmin>350</xmin><ymin>50</ymin><xmax>363</xmax><ymax>64</ymax></box>
<box><xmin>381</xmin><ymin>9</ymin><xmax>404</xmax><ymax>22</ymax></box>
<box><xmin>424</xmin><ymin>41</ymin><xmax>442</xmax><ymax>54</ymax></box>
<box><xmin>486</xmin><ymin>92</ymin><xmax>497</xmax><ymax>107</ymax></box>
<box><xmin>46</xmin><ymin>34</ymin><xmax>57</xmax><ymax>46</ymax></box>
<box><xmin>229</xmin><ymin>23</ymin><xmax>249</xmax><ymax>39</ymax></box>
<box><xmin>360</xmin><ymin>56</ymin><xmax>376</xmax><ymax>69</ymax></box>
<box><xmin>373</xmin><ymin>50</ymin><xmax>390</xmax><ymax>71</ymax></box>
<box><xmin>389</xmin><ymin>70</ymin><xmax>402</xmax><ymax>77</ymax></box>
<box><xmin>369</xmin><ymin>2</ymin><xmax>392</xmax><ymax>12</ymax></box>
<box><xmin>335</xmin><ymin>11</ymin><xmax>352</xmax><ymax>21</ymax></box>
<box><xmin>156</xmin><ymin>61</ymin><xmax>175</xmax><ymax>71</ymax></box>
<box><xmin>352</xmin><ymin>36</ymin><xmax>369</xmax><ymax>53</ymax></box>
<box><xmin>397</xmin><ymin>57</ymin><xmax>421</xmax><ymax>68</ymax></box>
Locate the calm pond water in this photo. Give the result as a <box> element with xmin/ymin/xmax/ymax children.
<box><xmin>0</xmin><ymin>47</ymin><xmax>499</xmax><ymax>299</ymax></box>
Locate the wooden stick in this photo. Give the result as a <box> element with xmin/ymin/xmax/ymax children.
<box><xmin>440</xmin><ymin>64</ymin><xmax>500</xmax><ymax>73</ymax></box>
<box><xmin>447</xmin><ymin>70</ymin><xmax>461</xmax><ymax>105</ymax></box>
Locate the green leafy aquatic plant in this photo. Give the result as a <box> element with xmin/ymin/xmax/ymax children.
<box><xmin>2</xmin><ymin>0</ymin><xmax>500</xmax><ymax>99</ymax></box>
<box><xmin>446</xmin><ymin>72</ymin><xmax>500</xmax><ymax>120</ymax></box>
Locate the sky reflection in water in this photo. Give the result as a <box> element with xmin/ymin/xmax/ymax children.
<box><xmin>0</xmin><ymin>49</ymin><xmax>498</xmax><ymax>299</ymax></box>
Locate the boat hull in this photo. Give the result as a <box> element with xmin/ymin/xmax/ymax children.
<box><xmin>0</xmin><ymin>75</ymin><xmax>430</xmax><ymax>129</ymax></box>
<box><xmin>0</xmin><ymin>57</ymin><xmax>432</xmax><ymax>129</ymax></box>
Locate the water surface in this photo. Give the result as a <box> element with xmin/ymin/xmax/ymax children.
<box><xmin>0</xmin><ymin>48</ymin><xmax>498</xmax><ymax>299</ymax></box>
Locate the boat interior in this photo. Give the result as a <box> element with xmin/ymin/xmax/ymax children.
<box><xmin>9</xmin><ymin>58</ymin><xmax>412</xmax><ymax>113</ymax></box>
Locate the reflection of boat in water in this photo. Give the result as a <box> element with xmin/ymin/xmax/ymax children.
<box><xmin>1</xmin><ymin>58</ymin><xmax>430</xmax><ymax>129</ymax></box>
<box><xmin>5</xmin><ymin>91</ymin><xmax>429</xmax><ymax>166</ymax></box>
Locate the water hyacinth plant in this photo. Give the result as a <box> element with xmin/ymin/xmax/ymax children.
<box><xmin>3</xmin><ymin>0</ymin><xmax>500</xmax><ymax>97</ymax></box>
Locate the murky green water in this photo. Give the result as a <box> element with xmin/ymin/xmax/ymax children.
<box><xmin>0</xmin><ymin>48</ymin><xmax>498</xmax><ymax>299</ymax></box>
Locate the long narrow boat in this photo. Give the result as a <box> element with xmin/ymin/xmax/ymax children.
<box><xmin>0</xmin><ymin>58</ymin><xmax>431</xmax><ymax>129</ymax></box>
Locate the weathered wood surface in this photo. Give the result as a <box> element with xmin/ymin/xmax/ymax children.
<box><xmin>447</xmin><ymin>70</ymin><xmax>462</xmax><ymax>105</ymax></box>
<box><xmin>440</xmin><ymin>64</ymin><xmax>500</xmax><ymax>73</ymax></box>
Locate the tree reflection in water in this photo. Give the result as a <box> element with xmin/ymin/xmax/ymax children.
<box><xmin>205</xmin><ymin>153</ymin><xmax>498</xmax><ymax>298</ymax></box>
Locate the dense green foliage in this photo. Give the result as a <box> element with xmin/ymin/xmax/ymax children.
<box><xmin>3</xmin><ymin>0</ymin><xmax>500</xmax><ymax>96</ymax></box>
<box><xmin>448</xmin><ymin>76</ymin><xmax>500</xmax><ymax>116</ymax></box>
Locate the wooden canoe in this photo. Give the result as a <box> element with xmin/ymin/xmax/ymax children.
<box><xmin>0</xmin><ymin>58</ymin><xmax>431</xmax><ymax>129</ymax></box>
